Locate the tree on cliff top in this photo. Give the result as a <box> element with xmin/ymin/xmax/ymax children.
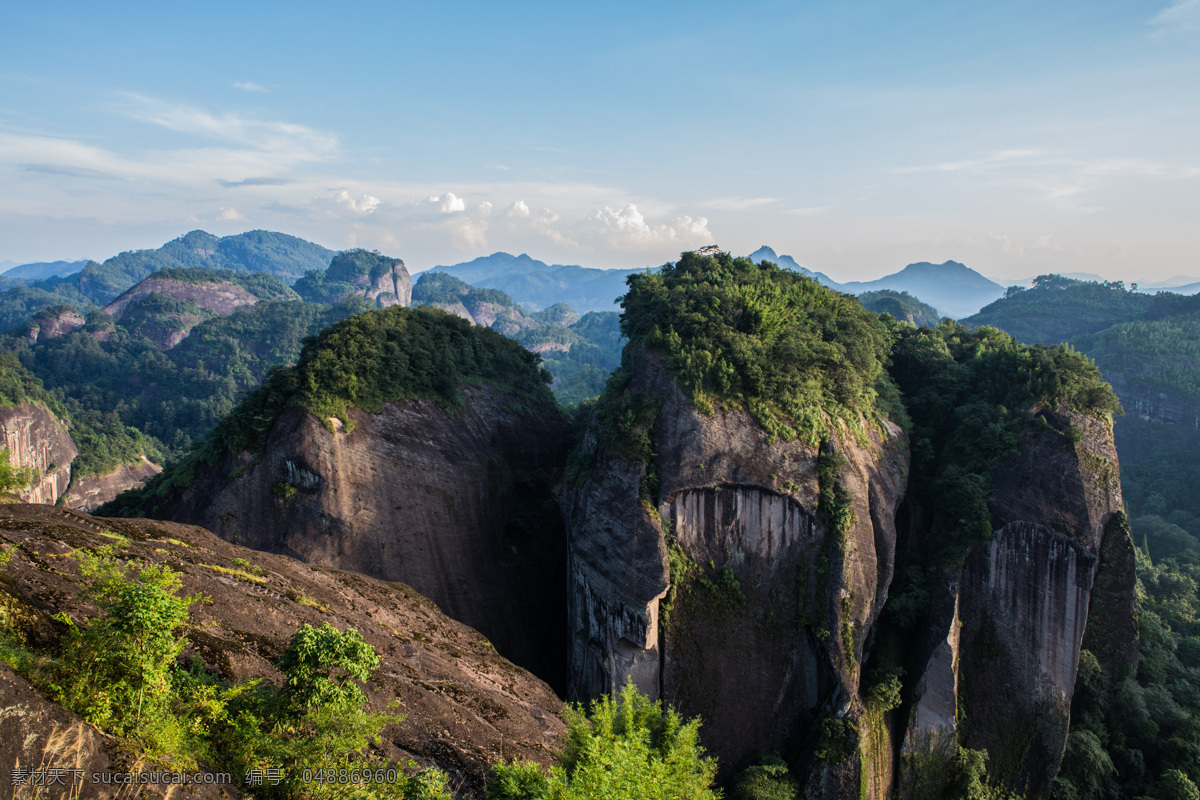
<box><xmin>618</xmin><ymin>249</ymin><xmax>894</xmax><ymax>443</ymax></box>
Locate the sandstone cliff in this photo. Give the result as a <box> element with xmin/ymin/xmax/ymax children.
<box><xmin>896</xmin><ymin>407</ymin><xmax>1135</xmax><ymax>797</ymax></box>
<box><xmin>0</xmin><ymin>504</ymin><xmax>566</xmax><ymax>798</ymax></box>
<box><xmin>24</xmin><ymin>307</ymin><xmax>86</xmax><ymax>343</ymax></box>
<box><xmin>63</xmin><ymin>456</ymin><xmax>161</xmax><ymax>512</ymax></box>
<box><xmin>566</xmin><ymin>352</ymin><xmax>908</xmax><ymax>787</ymax></box>
<box><xmin>566</xmin><ymin>350</ymin><xmax>1136</xmax><ymax>799</ymax></box>
<box><xmin>0</xmin><ymin>402</ymin><xmax>77</xmax><ymax>505</ymax></box>
<box><xmin>136</xmin><ymin>386</ymin><xmax>570</xmax><ymax>692</ymax></box>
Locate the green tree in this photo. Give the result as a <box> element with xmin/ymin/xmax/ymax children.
<box><xmin>488</xmin><ymin>682</ymin><xmax>719</xmax><ymax>800</ymax></box>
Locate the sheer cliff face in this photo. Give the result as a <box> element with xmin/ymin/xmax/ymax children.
<box><xmin>903</xmin><ymin>408</ymin><xmax>1135</xmax><ymax>798</ymax></box>
<box><xmin>566</xmin><ymin>353</ymin><xmax>908</xmax><ymax>774</ymax></box>
<box><xmin>153</xmin><ymin>387</ymin><xmax>570</xmax><ymax>691</ymax></box>
<box><xmin>0</xmin><ymin>402</ymin><xmax>77</xmax><ymax>504</ymax></box>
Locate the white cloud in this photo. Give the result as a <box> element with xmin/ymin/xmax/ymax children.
<box><xmin>119</xmin><ymin>94</ymin><xmax>337</xmax><ymax>161</ymax></box>
<box><xmin>582</xmin><ymin>204</ymin><xmax>713</xmax><ymax>252</ymax></box>
<box><xmin>506</xmin><ymin>200</ymin><xmax>531</xmax><ymax>217</ymax></box>
<box><xmin>1152</xmin><ymin>0</ymin><xmax>1200</xmax><ymax>29</ymax></box>
<box><xmin>700</xmin><ymin>196</ymin><xmax>781</xmax><ymax>211</ymax></box>
<box><xmin>335</xmin><ymin>190</ymin><xmax>380</xmax><ymax>214</ymax></box>
<box><xmin>216</xmin><ymin>207</ymin><xmax>245</xmax><ymax>221</ymax></box>
<box><xmin>233</xmin><ymin>81</ymin><xmax>269</xmax><ymax>93</ymax></box>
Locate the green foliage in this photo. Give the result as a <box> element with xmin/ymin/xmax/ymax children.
<box><xmin>731</xmin><ymin>753</ymin><xmax>801</xmax><ymax>800</ymax></box>
<box><xmin>814</xmin><ymin>717</ymin><xmax>856</xmax><ymax>763</ymax></box>
<box><xmin>51</xmin><ymin>547</ymin><xmax>199</xmax><ymax>753</ymax></box>
<box><xmin>0</xmin><ymin>545</ymin><xmax>447</xmax><ymax>798</ymax></box>
<box><xmin>817</xmin><ymin>448</ymin><xmax>855</xmax><ymax>540</ymax></box>
<box><xmin>1058</xmin><ymin>546</ymin><xmax>1200</xmax><ymax>800</ymax></box>
<box><xmin>1075</xmin><ymin>312</ymin><xmax>1200</xmax><ymax>404</ymax></box>
<box><xmin>620</xmin><ymin>250</ymin><xmax>895</xmax><ymax>443</ymax></box>
<box><xmin>274</xmin><ymin>481</ymin><xmax>298</xmax><ymax>499</ymax></box>
<box><xmin>0</xmin><ymin>448</ymin><xmax>38</xmax><ymax>493</ymax></box>
<box><xmin>859</xmin><ymin>289</ymin><xmax>942</xmax><ymax>328</ymax></box>
<box><xmin>908</xmin><ymin>739</ymin><xmax>1024</xmax><ymax>800</ymax></box>
<box><xmin>964</xmin><ymin>275</ymin><xmax>1153</xmax><ymax>345</ymax></box>
<box><xmin>487</xmin><ymin>681</ymin><xmax>719</xmax><ymax>800</ymax></box>
<box><xmin>140</xmin><ymin>267</ymin><xmax>298</xmax><ymax>300</ymax></box>
<box><xmin>887</xmin><ymin>321</ymin><xmax>1119</xmax><ymax>558</ymax></box>
<box><xmin>516</xmin><ymin>311</ymin><xmax>624</xmax><ymax>406</ymax></box>
<box><xmin>413</xmin><ymin>271</ymin><xmax>515</xmax><ymax>308</ymax></box>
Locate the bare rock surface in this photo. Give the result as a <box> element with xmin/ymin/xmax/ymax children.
<box><xmin>0</xmin><ymin>402</ymin><xmax>77</xmax><ymax>505</ymax></box>
<box><xmin>0</xmin><ymin>504</ymin><xmax>565</xmax><ymax>798</ymax></box>
<box><xmin>103</xmin><ymin>279</ymin><xmax>262</xmax><ymax>320</ymax></box>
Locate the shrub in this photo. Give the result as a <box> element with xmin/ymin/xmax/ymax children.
<box><xmin>488</xmin><ymin>682</ymin><xmax>719</xmax><ymax>800</ymax></box>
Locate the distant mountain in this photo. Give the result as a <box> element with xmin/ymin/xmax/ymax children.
<box><xmin>745</xmin><ymin>246</ymin><xmax>842</xmax><ymax>289</ymax></box>
<box><xmin>746</xmin><ymin>248</ymin><xmax>1002</xmax><ymax>318</ymax></box>
<box><xmin>1</xmin><ymin>259</ymin><xmax>89</xmax><ymax>281</ymax></box>
<box><xmin>33</xmin><ymin>230</ymin><xmax>336</xmax><ymax>306</ymax></box>
<box><xmin>1142</xmin><ymin>275</ymin><xmax>1200</xmax><ymax>290</ymax></box>
<box><xmin>430</xmin><ymin>252</ymin><xmax>640</xmax><ymax>312</ymax></box>
<box><xmin>1141</xmin><ymin>280</ymin><xmax>1200</xmax><ymax>295</ymax></box>
<box><xmin>0</xmin><ymin>260</ymin><xmax>16</xmax><ymax>272</ymax></box>
<box><xmin>840</xmin><ymin>261</ymin><xmax>1004</xmax><ymax>319</ymax></box>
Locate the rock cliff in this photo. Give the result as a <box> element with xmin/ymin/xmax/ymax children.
<box><xmin>0</xmin><ymin>401</ymin><xmax>77</xmax><ymax>505</ymax></box>
<box><xmin>63</xmin><ymin>456</ymin><xmax>161</xmax><ymax>512</ymax></box>
<box><xmin>0</xmin><ymin>504</ymin><xmax>565</xmax><ymax>798</ymax></box>
<box><xmin>566</xmin><ymin>359</ymin><xmax>1135</xmax><ymax>798</ymax></box>
<box><xmin>135</xmin><ymin>387</ymin><xmax>571</xmax><ymax>692</ymax></box>
<box><xmin>566</xmin><ymin>352</ymin><xmax>908</xmax><ymax>785</ymax></box>
<box><xmin>897</xmin><ymin>407</ymin><xmax>1135</xmax><ymax>797</ymax></box>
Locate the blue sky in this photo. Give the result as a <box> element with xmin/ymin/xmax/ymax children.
<box><xmin>1</xmin><ymin>0</ymin><xmax>1198</xmax><ymax>280</ymax></box>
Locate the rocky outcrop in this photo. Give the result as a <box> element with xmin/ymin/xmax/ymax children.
<box><xmin>103</xmin><ymin>278</ymin><xmax>263</xmax><ymax>320</ymax></box>
<box><xmin>64</xmin><ymin>456</ymin><xmax>161</xmax><ymax>512</ymax></box>
<box><xmin>0</xmin><ymin>504</ymin><xmax>566</xmax><ymax>798</ymax></box>
<box><xmin>141</xmin><ymin>387</ymin><xmax>571</xmax><ymax>692</ymax></box>
<box><xmin>358</xmin><ymin>262</ymin><xmax>412</xmax><ymax>308</ymax></box>
<box><xmin>24</xmin><ymin>308</ymin><xmax>86</xmax><ymax>343</ymax></box>
<box><xmin>566</xmin><ymin>352</ymin><xmax>908</xmax><ymax>781</ymax></box>
<box><xmin>432</xmin><ymin>301</ymin><xmax>537</xmax><ymax>337</ymax></box>
<box><xmin>0</xmin><ymin>402</ymin><xmax>77</xmax><ymax>505</ymax></box>
<box><xmin>901</xmin><ymin>408</ymin><xmax>1135</xmax><ymax>797</ymax></box>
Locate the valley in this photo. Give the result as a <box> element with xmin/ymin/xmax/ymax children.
<box><xmin>0</xmin><ymin>238</ymin><xmax>1196</xmax><ymax>800</ymax></box>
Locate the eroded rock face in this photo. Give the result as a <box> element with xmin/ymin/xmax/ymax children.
<box><xmin>103</xmin><ymin>278</ymin><xmax>262</xmax><ymax>319</ymax></box>
<box><xmin>144</xmin><ymin>387</ymin><xmax>571</xmax><ymax>692</ymax></box>
<box><xmin>25</xmin><ymin>308</ymin><xmax>87</xmax><ymax>343</ymax></box>
<box><xmin>0</xmin><ymin>402</ymin><xmax>77</xmax><ymax>504</ymax></box>
<box><xmin>64</xmin><ymin>457</ymin><xmax>162</xmax><ymax>512</ymax></box>
<box><xmin>0</xmin><ymin>504</ymin><xmax>565</xmax><ymax>797</ymax></box>
<box><xmin>902</xmin><ymin>408</ymin><xmax>1135</xmax><ymax>798</ymax></box>
<box><xmin>566</xmin><ymin>353</ymin><xmax>908</xmax><ymax>777</ymax></box>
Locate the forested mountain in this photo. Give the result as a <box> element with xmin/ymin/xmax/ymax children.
<box><xmin>858</xmin><ymin>289</ymin><xmax>942</xmax><ymax>327</ymax></box>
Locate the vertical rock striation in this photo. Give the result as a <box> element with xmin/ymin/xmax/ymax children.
<box><xmin>0</xmin><ymin>401</ymin><xmax>77</xmax><ymax>504</ymax></box>
<box><xmin>566</xmin><ymin>352</ymin><xmax>909</xmax><ymax>779</ymax></box>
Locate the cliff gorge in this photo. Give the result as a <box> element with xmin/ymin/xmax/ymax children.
<box><xmin>564</xmin><ymin>251</ymin><xmax>1138</xmax><ymax>799</ymax></box>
